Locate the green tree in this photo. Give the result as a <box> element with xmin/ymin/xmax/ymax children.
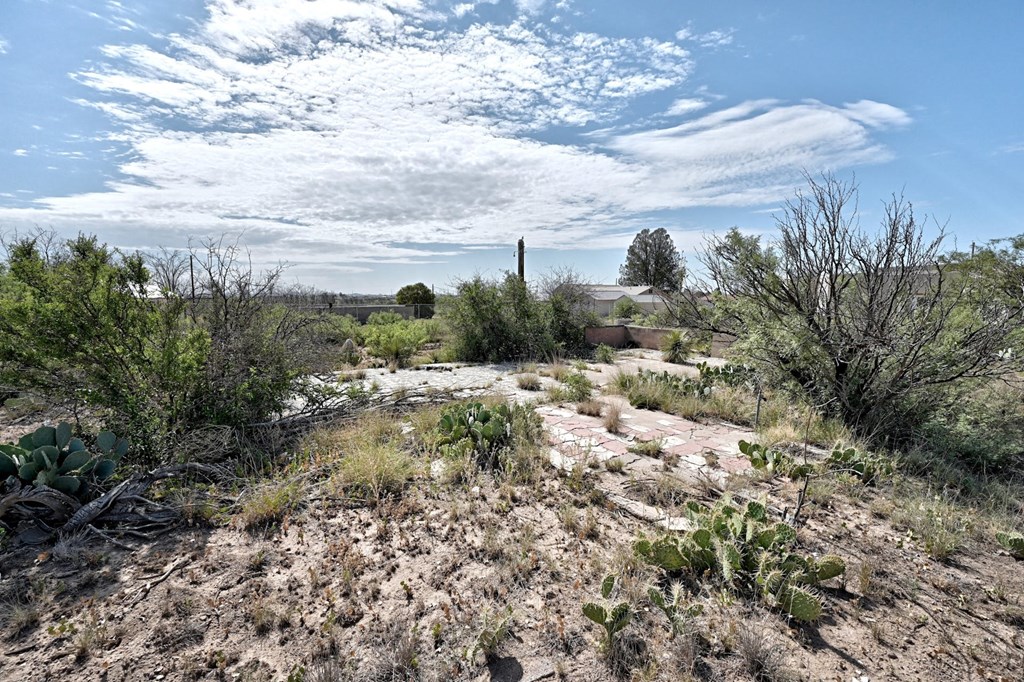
<box><xmin>618</xmin><ymin>228</ymin><xmax>684</xmax><ymax>293</ymax></box>
<box><xmin>395</xmin><ymin>282</ymin><xmax>435</xmax><ymax>305</ymax></box>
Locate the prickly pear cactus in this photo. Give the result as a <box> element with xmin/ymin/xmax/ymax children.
<box><xmin>996</xmin><ymin>532</ymin><xmax>1024</xmax><ymax>560</ymax></box>
<box><xmin>778</xmin><ymin>585</ymin><xmax>823</xmax><ymax>622</ymax></box>
<box><xmin>0</xmin><ymin>423</ymin><xmax>128</xmax><ymax>500</ymax></box>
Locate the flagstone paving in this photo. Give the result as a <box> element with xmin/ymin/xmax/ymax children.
<box><xmin>335</xmin><ymin>352</ymin><xmax>753</xmax><ymax>528</ymax></box>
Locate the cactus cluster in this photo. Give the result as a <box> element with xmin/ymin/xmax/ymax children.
<box><xmin>633</xmin><ymin>498</ymin><xmax>845</xmax><ymax>622</ymax></box>
<box><xmin>741</xmin><ymin>440</ymin><xmax>889</xmax><ymax>485</ymax></box>
<box><xmin>996</xmin><ymin>532</ymin><xmax>1024</xmax><ymax>560</ymax></box>
<box><xmin>739</xmin><ymin>440</ymin><xmax>796</xmax><ymax>476</ymax></box>
<box><xmin>695</xmin><ymin>361</ymin><xmax>754</xmax><ymax>389</ymax></box>
<box><xmin>437</xmin><ymin>402</ymin><xmax>512</xmax><ymax>461</ymax></box>
<box><xmin>826</xmin><ymin>446</ymin><xmax>892</xmax><ymax>485</ymax></box>
<box><xmin>0</xmin><ymin>423</ymin><xmax>126</xmax><ymax>499</ymax></box>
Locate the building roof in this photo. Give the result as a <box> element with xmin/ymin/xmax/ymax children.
<box><xmin>585</xmin><ymin>284</ymin><xmax>657</xmax><ymax>296</ymax></box>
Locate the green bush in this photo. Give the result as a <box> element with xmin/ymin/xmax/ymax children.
<box><xmin>611</xmin><ymin>298</ymin><xmax>643</xmax><ymax>319</ymax></box>
<box><xmin>363</xmin><ymin>321</ymin><xmax>427</xmax><ymax>368</ymax></box>
<box><xmin>0</xmin><ymin>234</ymin><xmax>328</xmax><ymax>460</ymax></box>
<box><xmin>594</xmin><ymin>344</ymin><xmax>616</xmax><ymax>364</ymax></box>
<box><xmin>562</xmin><ymin>371</ymin><xmax>594</xmax><ymax>402</ymax></box>
<box><xmin>439</xmin><ymin>274</ymin><xmax>553</xmax><ymax>362</ymax></box>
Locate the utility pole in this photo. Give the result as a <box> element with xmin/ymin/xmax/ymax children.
<box><xmin>517</xmin><ymin>237</ymin><xmax>525</xmax><ymax>281</ymax></box>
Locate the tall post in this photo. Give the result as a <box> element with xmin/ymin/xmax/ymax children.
<box><xmin>517</xmin><ymin>237</ymin><xmax>525</xmax><ymax>281</ymax></box>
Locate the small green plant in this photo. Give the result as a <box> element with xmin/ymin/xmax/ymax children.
<box><xmin>0</xmin><ymin>423</ymin><xmax>127</xmax><ymax>499</ymax></box>
<box><xmin>469</xmin><ymin>606</ymin><xmax>513</xmax><ymax>663</ymax></box>
<box><xmin>628</xmin><ymin>438</ymin><xmax>664</xmax><ymax>458</ymax></box>
<box><xmin>996</xmin><ymin>532</ymin><xmax>1024</xmax><ymax>560</ymax></box>
<box><xmin>660</xmin><ymin>330</ymin><xmax>694</xmax><ymax>364</ymax></box>
<box><xmin>594</xmin><ymin>344</ymin><xmax>616</xmax><ymax>364</ymax></box>
<box><xmin>582</xmin><ymin>574</ymin><xmax>632</xmax><ymax>650</ymax></box>
<box><xmin>562</xmin><ymin>371</ymin><xmax>594</xmax><ymax>402</ymax></box>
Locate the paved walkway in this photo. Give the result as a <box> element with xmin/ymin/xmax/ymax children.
<box><xmin>329</xmin><ymin>352</ymin><xmax>754</xmax><ymax>528</ymax></box>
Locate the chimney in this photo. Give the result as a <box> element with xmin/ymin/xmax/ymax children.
<box><xmin>517</xmin><ymin>237</ymin><xmax>525</xmax><ymax>281</ymax></box>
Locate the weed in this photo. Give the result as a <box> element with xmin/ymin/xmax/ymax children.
<box><xmin>601</xmin><ymin>402</ymin><xmax>622</xmax><ymax>434</ymax></box>
<box><xmin>562</xmin><ymin>371</ymin><xmax>594</xmax><ymax>401</ymax></box>
<box><xmin>735</xmin><ymin>620</ymin><xmax>793</xmax><ymax>682</ymax></box>
<box><xmin>628</xmin><ymin>438</ymin><xmax>664</xmax><ymax>458</ymax></box>
<box><xmin>604</xmin><ymin>458</ymin><xmax>625</xmax><ymax>473</ymax></box>
<box><xmin>516</xmin><ymin>373</ymin><xmax>542</xmax><ymax>391</ymax></box>
<box><xmin>235</xmin><ymin>479</ymin><xmax>304</xmax><ymax>530</ymax></box>
<box><xmin>332</xmin><ymin>442</ymin><xmax>417</xmax><ymax>506</ymax></box>
<box><xmin>891</xmin><ymin>493</ymin><xmax>973</xmax><ymax>561</ymax></box>
<box><xmin>576</xmin><ymin>399</ymin><xmax>604</xmax><ymax>417</ymax></box>
<box><xmin>594</xmin><ymin>344</ymin><xmax>616</xmax><ymax>364</ymax></box>
<box><xmin>470</xmin><ymin>606</ymin><xmax>513</xmax><ymax>663</ymax></box>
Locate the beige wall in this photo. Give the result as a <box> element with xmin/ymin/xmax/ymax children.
<box><xmin>585</xmin><ymin>325</ymin><xmax>737</xmax><ymax>359</ymax></box>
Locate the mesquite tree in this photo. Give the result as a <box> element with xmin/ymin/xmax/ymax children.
<box><xmin>698</xmin><ymin>173</ymin><xmax>1024</xmax><ymax>440</ymax></box>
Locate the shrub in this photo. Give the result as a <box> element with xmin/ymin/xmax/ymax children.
<box><xmin>660</xmin><ymin>330</ymin><xmax>695</xmax><ymax>364</ymax></box>
<box><xmin>0</xmin><ymin>234</ymin><xmax>329</xmax><ymax>460</ymax></box>
<box><xmin>562</xmin><ymin>371</ymin><xmax>594</xmax><ymax>402</ymax></box>
<box><xmin>440</xmin><ymin>274</ymin><xmax>553</xmax><ymax>362</ymax></box>
<box><xmin>363</xmin><ymin>321</ymin><xmax>427</xmax><ymax>368</ymax></box>
<box><xmin>594</xmin><ymin>344</ymin><xmax>617</xmax><ymax>364</ymax></box>
<box><xmin>611</xmin><ymin>298</ymin><xmax>643</xmax><ymax>319</ymax></box>
<box><xmin>576</xmin><ymin>399</ymin><xmax>604</xmax><ymax>417</ymax></box>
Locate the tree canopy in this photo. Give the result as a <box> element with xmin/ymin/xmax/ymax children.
<box><xmin>395</xmin><ymin>282</ymin><xmax>435</xmax><ymax>305</ymax></box>
<box><xmin>618</xmin><ymin>228</ymin><xmax>684</xmax><ymax>292</ymax></box>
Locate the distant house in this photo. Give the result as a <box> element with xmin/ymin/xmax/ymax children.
<box><xmin>576</xmin><ymin>284</ymin><xmax>669</xmax><ymax>317</ymax></box>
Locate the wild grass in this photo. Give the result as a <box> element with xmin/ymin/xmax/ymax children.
<box><xmin>516</xmin><ymin>373</ymin><xmax>542</xmax><ymax>391</ymax></box>
<box><xmin>603</xmin><ymin>402</ymin><xmax>622</xmax><ymax>433</ymax></box>
<box><xmin>235</xmin><ymin>479</ymin><xmax>305</xmax><ymax>530</ymax></box>
<box><xmin>332</xmin><ymin>442</ymin><xmax>418</xmax><ymax>505</ymax></box>
<box><xmin>576</xmin><ymin>399</ymin><xmax>604</xmax><ymax>417</ymax></box>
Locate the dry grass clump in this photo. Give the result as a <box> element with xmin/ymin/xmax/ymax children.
<box><xmin>576</xmin><ymin>399</ymin><xmax>604</xmax><ymax>417</ymax></box>
<box><xmin>544</xmin><ymin>363</ymin><xmax>570</xmax><ymax>382</ymax></box>
<box><xmin>603</xmin><ymin>402</ymin><xmax>622</xmax><ymax>433</ymax></box>
<box><xmin>332</xmin><ymin>442</ymin><xmax>418</xmax><ymax>505</ymax></box>
<box><xmin>235</xmin><ymin>479</ymin><xmax>305</xmax><ymax>530</ymax></box>
<box><xmin>734</xmin><ymin>620</ymin><xmax>794</xmax><ymax>682</ymax></box>
<box><xmin>516</xmin><ymin>373</ymin><xmax>542</xmax><ymax>391</ymax></box>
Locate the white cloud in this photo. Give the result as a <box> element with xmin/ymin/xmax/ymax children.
<box><xmin>0</xmin><ymin>36</ymin><xmax>9</xmax><ymax>54</ymax></box>
<box><xmin>12</xmin><ymin>149</ymin><xmax>28</xmax><ymax>157</ymax></box>
<box><xmin>676</xmin><ymin>23</ymin><xmax>735</xmax><ymax>48</ymax></box>
<box><xmin>666</xmin><ymin>97</ymin><xmax>708</xmax><ymax>116</ymax></box>
<box><xmin>0</xmin><ymin>0</ymin><xmax>908</xmax><ymax>270</ymax></box>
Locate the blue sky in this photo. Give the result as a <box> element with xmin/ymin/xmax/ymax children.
<box><xmin>1</xmin><ymin>0</ymin><xmax>1021</xmax><ymax>293</ymax></box>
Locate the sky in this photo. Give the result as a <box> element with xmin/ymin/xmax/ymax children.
<box><xmin>0</xmin><ymin>1</ymin><xmax>1022</xmax><ymax>294</ymax></box>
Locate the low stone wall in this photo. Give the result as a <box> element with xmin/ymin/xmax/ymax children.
<box><xmin>585</xmin><ymin>325</ymin><xmax>736</xmax><ymax>358</ymax></box>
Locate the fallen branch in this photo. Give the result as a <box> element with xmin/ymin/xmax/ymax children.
<box><xmin>123</xmin><ymin>555</ymin><xmax>191</xmax><ymax>607</ymax></box>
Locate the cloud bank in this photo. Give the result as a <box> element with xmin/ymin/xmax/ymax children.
<box><xmin>0</xmin><ymin>0</ymin><xmax>909</xmax><ymax>269</ymax></box>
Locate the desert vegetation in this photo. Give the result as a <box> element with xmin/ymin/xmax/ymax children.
<box><xmin>0</xmin><ymin>176</ymin><xmax>1022</xmax><ymax>681</ymax></box>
